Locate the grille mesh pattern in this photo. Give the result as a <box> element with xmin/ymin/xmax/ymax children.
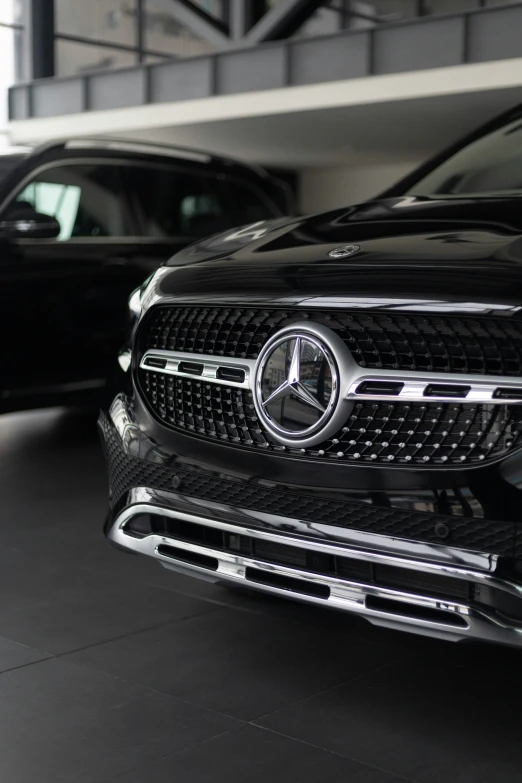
<box><xmin>140</xmin><ymin>371</ymin><xmax>522</xmax><ymax>466</ymax></box>
<box><xmin>143</xmin><ymin>305</ymin><xmax>522</xmax><ymax>375</ymax></box>
<box><xmin>138</xmin><ymin>305</ymin><xmax>522</xmax><ymax>467</ymax></box>
<box><xmin>99</xmin><ymin>412</ymin><xmax>518</xmax><ymax>558</ymax></box>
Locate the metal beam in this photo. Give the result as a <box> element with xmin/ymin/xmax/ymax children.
<box><xmin>137</xmin><ymin>0</ymin><xmax>145</xmax><ymax>61</ymax></box>
<box><xmin>228</xmin><ymin>0</ymin><xmax>266</xmax><ymax>39</ymax></box>
<box><xmin>229</xmin><ymin>0</ymin><xmax>248</xmax><ymax>39</ymax></box>
<box><xmin>30</xmin><ymin>0</ymin><xmax>54</xmax><ymax>78</ymax></box>
<box><xmin>242</xmin><ymin>0</ymin><xmax>325</xmax><ymax>45</ymax></box>
<box><xmin>151</xmin><ymin>0</ymin><xmax>231</xmax><ymax>49</ymax></box>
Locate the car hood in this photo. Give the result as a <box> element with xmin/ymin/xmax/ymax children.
<box><xmin>158</xmin><ymin>197</ymin><xmax>522</xmax><ymax>312</ymax></box>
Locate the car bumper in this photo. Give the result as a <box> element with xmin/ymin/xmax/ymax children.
<box><xmin>100</xmin><ymin>395</ymin><xmax>522</xmax><ymax>647</ymax></box>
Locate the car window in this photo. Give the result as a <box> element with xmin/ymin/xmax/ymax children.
<box><xmin>215</xmin><ymin>177</ymin><xmax>279</xmax><ymax>225</ymax></box>
<box><xmin>5</xmin><ymin>163</ymin><xmax>133</xmax><ymax>239</ymax></box>
<box><xmin>123</xmin><ymin>164</ymin><xmax>278</xmax><ymax>239</ymax></box>
<box><xmin>404</xmin><ymin>118</ymin><xmax>522</xmax><ymax>198</ymax></box>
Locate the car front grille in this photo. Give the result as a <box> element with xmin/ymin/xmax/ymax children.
<box><xmin>143</xmin><ymin>305</ymin><xmax>522</xmax><ymax>375</ymax></box>
<box><xmin>139</xmin><ymin>371</ymin><xmax>522</xmax><ymax>466</ymax></box>
<box><xmin>137</xmin><ymin>305</ymin><xmax>522</xmax><ymax>467</ymax></box>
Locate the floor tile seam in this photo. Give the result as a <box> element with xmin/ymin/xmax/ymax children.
<box><xmin>0</xmin><ymin>656</ymin><xmax>52</xmax><ymax>677</ymax></box>
<box><xmin>249</xmin><ymin>653</ymin><xmax>417</xmax><ymax>724</ymax></box>
<box><xmin>0</xmin><ymin>632</ymin><xmax>51</xmax><ymax>656</ymax></box>
<box><xmin>96</xmin><ymin>725</ymin><xmax>244</xmax><ymax>783</ymax></box>
<box><xmin>251</xmin><ymin>723</ymin><xmax>420</xmax><ymax>783</ymax></box>
<box><xmin>58</xmin><ymin>655</ymin><xmax>249</xmax><ymax>724</ymax></box>
<box><xmin>51</xmin><ymin>606</ymin><xmax>220</xmax><ymax>659</ymax></box>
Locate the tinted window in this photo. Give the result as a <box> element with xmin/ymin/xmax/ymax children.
<box><xmin>404</xmin><ymin>118</ymin><xmax>522</xmax><ymax>198</ymax></box>
<box><xmin>123</xmin><ymin>165</ymin><xmax>278</xmax><ymax>239</ymax></box>
<box><xmin>6</xmin><ymin>164</ymin><xmax>133</xmax><ymax>239</ymax></box>
<box><xmin>216</xmin><ymin>177</ymin><xmax>279</xmax><ymax>225</ymax></box>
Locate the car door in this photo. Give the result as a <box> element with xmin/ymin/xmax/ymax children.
<box><xmin>0</xmin><ymin>158</ymin><xmax>157</xmax><ymax>410</ymax></box>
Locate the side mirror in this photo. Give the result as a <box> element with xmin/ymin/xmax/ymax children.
<box><xmin>0</xmin><ymin>211</ymin><xmax>61</xmax><ymax>239</ymax></box>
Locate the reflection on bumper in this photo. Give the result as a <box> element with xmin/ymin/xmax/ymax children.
<box><xmin>102</xmin><ymin>395</ymin><xmax>522</xmax><ymax>647</ymax></box>
<box><xmin>106</xmin><ymin>487</ymin><xmax>522</xmax><ymax>647</ymax></box>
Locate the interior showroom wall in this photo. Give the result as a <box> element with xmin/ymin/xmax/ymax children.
<box><xmin>299</xmin><ymin>156</ymin><xmax>420</xmax><ymax>211</ymax></box>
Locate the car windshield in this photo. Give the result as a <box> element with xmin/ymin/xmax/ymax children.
<box><xmin>404</xmin><ymin>116</ymin><xmax>522</xmax><ymax>198</ymax></box>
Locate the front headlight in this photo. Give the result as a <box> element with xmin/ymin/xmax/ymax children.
<box><xmin>119</xmin><ymin>286</ymin><xmax>144</xmax><ymax>373</ymax></box>
<box><xmin>128</xmin><ymin>287</ymin><xmax>142</xmax><ymax>319</ymax></box>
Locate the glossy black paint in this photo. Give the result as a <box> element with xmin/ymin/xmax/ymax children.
<box><xmin>105</xmin><ymin>104</ymin><xmax>522</xmax><ymax>534</ymax></box>
<box><xmin>157</xmin><ymin>199</ymin><xmax>522</xmax><ymax>309</ymax></box>
<box><xmin>0</xmin><ymin>140</ymin><xmax>285</xmax><ymax>413</ymax></box>
<box><xmin>126</xmin><ymin>194</ymin><xmax>522</xmax><ymax>526</ymax></box>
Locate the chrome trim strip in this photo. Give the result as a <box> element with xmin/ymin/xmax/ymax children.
<box><xmin>347</xmin><ymin>370</ymin><xmax>522</xmax><ymax>405</ymax></box>
<box><xmin>122</xmin><ymin>485</ymin><xmax>497</xmax><ymax>572</ymax></box>
<box><xmin>137</xmin><ymin>293</ymin><xmax>522</xmax><ymax>317</ymax></box>
<box><xmin>113</xmin><ymin>489</ymin><xmax>518</xmax><ymax>597</ymax></box>
<box><xmin>64</xmin><ymin>139</ymin><xmax>212</xmax><ymax>163</ymax></box>
<box><xmin>140</xmin><ymin>349</ymin><xmax>256</xmax><ymax>389</ymax></box>
<box><xmin>107</xmin><ymin>498</ymin><xmax>522</xmax><ymax>646</ymax></box>
<box><xmin>291</xmin><ymin>297</ymin><xmax>522</xmax><ymax>314</ymax></box>
<box><xmin>138</xmin><ymin>326</ymin><xmax>522</xmax><ymax>406</ymax></box>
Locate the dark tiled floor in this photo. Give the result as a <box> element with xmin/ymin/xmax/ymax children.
<box><xmin>1</xmin><ymin>408</ymin><xmax>522</xmax><ymax>783</ymax></box>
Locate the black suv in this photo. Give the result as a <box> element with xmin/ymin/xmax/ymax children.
<box><xmin>102</xmin><ymin>104</ymin><xmax>522</xmax><ymax>648</ymax></box>
<box><xmin>0</xmin><ymin>139</ymin><xmax>289</xmax><ymax>413</ymax></box>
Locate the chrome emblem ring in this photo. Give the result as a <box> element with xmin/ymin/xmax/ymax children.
<box><xmin>253</xmin><ymin>324</ymin><xmax>352</xmax><ymax>448</ymax></box>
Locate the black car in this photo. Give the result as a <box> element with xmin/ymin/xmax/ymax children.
<box><xmin>102</xmin><ymin>104</ymin><xmax>522</xmax><ymax>647</ymax></box>
<box><xmin>0</xmin><ymin>138</ymin><xmax>289</xmax><ymax>413</ymax></box>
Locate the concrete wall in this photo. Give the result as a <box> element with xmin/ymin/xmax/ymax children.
<box><xmin>298</xmin><ymin>158</ymin><xmax>421</xmax><ymax>214</ymax></box>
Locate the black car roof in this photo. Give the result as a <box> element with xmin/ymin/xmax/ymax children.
<box><xmin>0</xmin><ymin>152</ymin><xmax>30</xmax><ymax>182</ymax></box>
<box><xmin>30</xmin><ymin>137</ymin><xmax>271</xmax><ymax>180</ymax></box>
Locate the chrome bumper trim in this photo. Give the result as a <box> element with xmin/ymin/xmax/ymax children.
<box><xmin>107</xmin><ymin>488</ymin><xmax>522</xmax><ymax>647</ymax></box>
<box><xmin>108</xmin><ymin>395</ymin><xmax>501</xmax><ymax>572</ymax></box>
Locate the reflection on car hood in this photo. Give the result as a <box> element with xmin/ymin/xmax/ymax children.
<box><xmin>159</xmin><ymin>197</ymin><xmax>522</xmax><ymax>313</ymax></box>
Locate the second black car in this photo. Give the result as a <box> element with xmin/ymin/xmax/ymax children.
<box><xmin>0</xmin><ymin>138</ymin><xmax>290</xmax><ymax>412</ymax></box>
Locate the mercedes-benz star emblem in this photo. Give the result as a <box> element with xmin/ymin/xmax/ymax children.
<box><xmin>328</xmin><ymin>244</ymin><xmax>360</xmax><ymax>258</ymax></box>
<box><xmin>254</xmin><ymin>329</ymin><xmax>339</xmax><ymax>444</ymax></box>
